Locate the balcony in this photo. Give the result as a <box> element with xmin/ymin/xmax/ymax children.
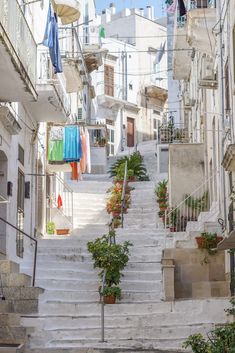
<box><xmin>0</xmin><ymin>104</ymin><xmax>21</xmax><ymax>135</ymax></box>
<box><xmin>143</xmin><ymin>85</ymin><xmax>168</xmax><ymax>109</ymax></box>
<box><xmin>25</xmin><ymin>50</ymin><xmax>70</xmax><ymax>122</ymax></box>
<box><xmin>83</xmin><ymin>45</ymin><xmax>108</xmax><ymax>73</ymax></box>
<box><xmin>172</xmin><ymin>15</ymin><xmax>192</xmax><ymax>80</ymax></box>
<box><xmin>187</xmin><ymin>0</ymin><xmax>216</xmax><ymax>55</ymax></box>
<box><xmin>0</xmin><ymin>0</ymin><xmax>37</xmax><ymax>101</ymax></box>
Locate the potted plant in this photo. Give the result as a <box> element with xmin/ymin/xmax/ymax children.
<box><xmin>100</xmin><ymin>286</ymin><xmax>121</xmax><ymax>304</ymax></box>
<box><xmin>87</xmin><ymin>231</ymin><xmax>132</xmax><ymax>304</ymax></box>
<box><xmin>46</xmin><ymin>221</ymin><xmax>56</xmax><ymax>235</ymax></box>
<box><xmin>169</xmin><ymin>208</ymin><xmax>179</xmax><ymax>232</ymax></box>
<box><xmin>195</xmin><ymin>232</ymin><xmax>223</xmax><ymax>254</ymax></box>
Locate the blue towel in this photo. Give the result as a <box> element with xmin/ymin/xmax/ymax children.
<box><xmin>43</xmin><ymin>4</ymin><xmax>63</xmax><ymax>74</ymax></box>
<box><xmin>64</xmin><ymin>126</ymin><xmax>83</xmax><ymax>162</ymax></box>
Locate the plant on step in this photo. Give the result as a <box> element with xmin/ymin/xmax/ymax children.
<box><xmin>99</xmin><ymin>285</ymin><xmax>122</xmax><ymax>303</ymax></box>
<box><xmin>169</xmin><ymin>207</ymin><xmax>180</xmax><ymax>231</ymax></box>
<box><xmin>195</xmin><ymin>232</ymin><xmax>223</xmax><ymax>255</ymax></box>
<box><xmin>113</xmin><ymin>162</ymin><xmax>135</xmax><ymax>183</ymax></box>
<box><xmin>112</xmin><ymin>217</ymin><xmax>122</xmax><ymax>229</ymax></box>
<box><xmin>46</xmin><ymin>221</ymin><xmax>56</xmax><ymax>234</ymax></box>
<box><xmin>87</xmin><ymin>231</ymin><xmax>132</xmax><ymax>303</ymax></box>
<box><xmin>109</xmin><ymin>151</ymin><xmax>149</xmax><ymax>181</ymax></box>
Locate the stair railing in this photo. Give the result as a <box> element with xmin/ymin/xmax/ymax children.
<box><xmin>0</xmin><ymin>216</ymin><xmax>37</xmax><ymax>286</ymax></box>
<box><xmin>164</xmin><ymin>173</ymin><xmax>218</xmax><ymax>234</ymax></box>
<box><xmin>47</xmin><ymin>173</ymin><xmax>74</xmax><ymax>229</ymax></box>
<box><xmin>100</xmin><ymin>161</ymin><xmax>128</xmax><ymax>342</ymax></box>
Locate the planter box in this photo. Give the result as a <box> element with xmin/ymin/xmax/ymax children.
<box><xmin>196</xmin><ymin>236</ymin><xmax>223</xmax><ymax>249</ymax></box>
<box><xmin>104</xmin><ymin>295</ymin><xmax>116</xmax><ymax>304</ymax></box>
<box><xmin>56</xmin><ymin>229</ymin><xmax>70</xmax><ymax>235</ymax></box>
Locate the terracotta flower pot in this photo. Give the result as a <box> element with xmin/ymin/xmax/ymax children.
<box><xmin>104</xmin><ymin>295</ymin><xmax>116</xmax><ymax>304</ymax></box>
<box><xmin>195</xmin><ymin>236</ymin><xmax>223</xmax><ymax>249</ymax></box>
<box><xmin>112</xmin><ymin>211</ymin><xmax>121</xmax><ymax>217</ymax></box>
<box><xmin>170</xmin><ymin>227</ymin><xmax>176</xmax><ymax>232</ymax></box>
<box><xmin>56</xmin><ymin>229</ymin><xmax>70</xmax><ymax>235</ymax></box>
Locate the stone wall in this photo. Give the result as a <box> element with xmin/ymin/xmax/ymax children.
<box><xmin>162</xmin><ymin>248</ymin><xmax>229</xmax><ymax>300</ymax></box>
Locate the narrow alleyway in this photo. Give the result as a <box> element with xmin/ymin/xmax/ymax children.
<box><xmin>22</xmin><ymin>142</ymin><xmax>228</xmax><ymax>353</ymax></box>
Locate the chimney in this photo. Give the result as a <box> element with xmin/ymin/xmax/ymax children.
<box><xmin>146</xmin><ymin>6</ymin><xmax>151</xmax><ymax>19</ymax></box>
<box><xmin>139</xmin><ymin>8</ymin><xmax>144</xmax><ymax>16</ymax></box>
<box><xmin>101</xmin><ymin>9</ymin><xmax>111</xmax><ymax>23</ymax></box>
<box><xmin>109</xmin><ymin>3</ymin><xmax>116</xmax><ymax>15</ymax></box>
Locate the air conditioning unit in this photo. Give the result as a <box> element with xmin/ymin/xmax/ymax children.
<box><xmin>0</xmin><ymin>106</ymin><xmax>21</xmax><ymax>135</ymax></box>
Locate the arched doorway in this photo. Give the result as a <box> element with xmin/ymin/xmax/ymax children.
<box><xmin>0</xmin><ymin>150</ymin><xmax>8</xmax><ymax>254</ymax></box>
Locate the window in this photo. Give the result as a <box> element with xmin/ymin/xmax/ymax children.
<box><xmin>18</xmin><ymin>144</ymin><xmax>24</xmax><ymax>166</ymax></box>
<box><xmin>153</xmin><ymin>118</ymin><xmax>160</xmax><ymax>141</ymax></box>
<box><xmin>83</xmin><ymin>3</ymin><xmax>89</xmax><ymax>44</ymax></box>
<box><xmin>107</xmin><ymin>126</ymin><xmax>115</xmax><ymax>156</ymax></box>
<box><xmin>104</xmin><ymin>65</ymin><xmax>114</xmax><ymax>96</ymax></box>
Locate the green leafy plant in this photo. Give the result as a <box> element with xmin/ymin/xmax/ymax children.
<box><xmin>170</xmin><ymin>208</ymin><xmax>179</xmax><ymax>228</ymax></box>
<box><xmin>183</xmin><ymin>323</ymin><xmax>235</xmax><ymax>353</ymax></box>
<box><xmin>196</xmin><ymin>232</ymin><xmax>222</xmax><ymax>255</ymax></box>
<box><xmin>46</xmin><ymin>221</ymin><xmax>56</xmax><ymax>234</ymax></box>
<box><xmin>100</xmin><ymin>286</ymin><xmax>121</xmax><ymax>300</ymax></box>
<box><xmin>87</xmin><ymin>231</ymin><xmax>133</xmax><ymax>287</ymax></box>
<box><xmin>109</xmin><ymin>152</ymin><xmax>149</xmax><ymax>181</ymax></box>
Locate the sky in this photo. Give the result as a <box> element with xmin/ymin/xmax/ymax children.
<box><xmin>96</xmin><ymin>1</ymin><xmax>164</xmax><ymax>18</ymax></box>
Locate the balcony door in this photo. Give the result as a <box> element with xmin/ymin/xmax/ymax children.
<box><xmin>127</xmin><ymin>118</ymin><xmax>135</xmax><ymax>147</ymax></box>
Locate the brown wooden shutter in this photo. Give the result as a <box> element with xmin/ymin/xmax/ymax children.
<box><xmin>104</xmin><ymin>65</ymin><xmax>114</xmax><ymax>96</ymax></box>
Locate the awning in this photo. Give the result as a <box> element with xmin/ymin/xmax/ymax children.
<box><xmin>217</xmin><ymin>231</ymin><xmax>235</xmax><ymax>250</ymax></box>
<box><xmin>52</xmin><ymin>0</ymin><xmax>81</xmax><ymax>25</ymax></box>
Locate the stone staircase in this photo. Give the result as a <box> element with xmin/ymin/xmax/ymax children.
<box><xmin>21</xmin><ymin>175</ymin><xmax>229</xmax><ymax>353</ymax></box>
<box><xmin>0</xmin><ymin>258</ymin><xmax>43</xmax><ymax>353</ymax></box>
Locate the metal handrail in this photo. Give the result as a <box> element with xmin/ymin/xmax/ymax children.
<box><xmin>100</xmin><ymin>161</ymin><xmax>128</xmax><ymax>342</ymax></box>
<box><xmin>121</xmin><ymin>161</ymin><xmax>128</xmax><ymax>228</ymax></box>
<box><xmin>0</xmin><ymin>216</ymin><xmax>37</xmax><ymax>287</ymax></box>
<box><xmin>47</xmin><ymin>173</ymin><xmax>74</xmax><ymax>229</ymax></box>
<box><xmin>164</xmin><ymin>172</ymin><xmax>219</xmax><ymax>236</ymax></box>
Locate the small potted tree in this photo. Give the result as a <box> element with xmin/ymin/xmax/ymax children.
<box><xmin>195</xmin><ymin>232</ymin><xmax>223</xmax><ymax>254</ymax></box>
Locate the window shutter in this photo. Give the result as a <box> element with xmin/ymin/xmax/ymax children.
<box><xmin>104</xmin><ymin>65</ymin><xmax>114</xmax><ymax>97</ymax></box>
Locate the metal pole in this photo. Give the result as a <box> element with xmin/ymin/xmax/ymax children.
<box><xmin>32</xmin><ymin>240</ymin><xmax>38</xmax><ymax>287</ymax></box>
<box><xmin>101</xmin><ymin>301</ymin><xmax>105</xmax><ymax>342</ymax></box>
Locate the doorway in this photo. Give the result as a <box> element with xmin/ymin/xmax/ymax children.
<box><xmin>127</xmin><ymin>118</ymin><xmax>135</xmax><ymax>147</ymax></box>
<box><xmin>0</xmin><ymin>150</ymin><xmax>8</xmax><ymax>254</ymax></box>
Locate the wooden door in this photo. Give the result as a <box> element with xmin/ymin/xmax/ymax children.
<box><xmin>127</xmin><ymin>118</ymin><xmax>135</xmax><ymax>147</ymax></box>
<box><xmin>104</xmin><ymin>65</ymin><xmax>114</xmax><ymax>96</ymax></box>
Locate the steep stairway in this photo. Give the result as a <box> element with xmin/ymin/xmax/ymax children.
<box><xmin>23</xmin><ymin>142</ymin><xmax>229</xmax><ymax>352</ymax></box>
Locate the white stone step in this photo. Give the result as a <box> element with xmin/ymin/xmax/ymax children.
<box><xmin>37</xmin><ymin>290</ymin><xmax>163</xmax><ymax>303</ymax></box>
<box><xmin>36</xmin><ymin>279</ymin><xmax>162</xmax><ymax>292</ymax></box>
<box><xmin>25</xmin><ymin>323</ymin><xmax>218</xmax><ymax>346</ymax></box>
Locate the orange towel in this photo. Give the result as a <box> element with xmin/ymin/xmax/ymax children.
<box><xmin>70</xmin><ymin>162</ymin><xmax>79</xmax><ymax>180</ymax></box>
<box><xmin>80</xmin><ymin>133</ymin><xmax>87</xmax><ymax>174</ymax></box>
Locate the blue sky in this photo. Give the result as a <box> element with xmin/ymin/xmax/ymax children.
<box><xmin>96</xmin><ymin>1</ymin><xmax>164</xmax><ymax>18</ymax></box>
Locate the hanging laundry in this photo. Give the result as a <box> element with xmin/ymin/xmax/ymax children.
<box><xmin>43</xmin><ymin>3</ymin><xmax>63</xmax><ymax>74</ymax></box>
<box><xmin>155</xmin><ymin>42</ymin><xmax>166</xmax><ymax>65</ymax></box>
<box><xmin>48</xmin><ymin>126</ymin><xmax>64</xmax><ymax>163</ymax></box>
<box><xmin>178</xmin><ymin>0</ymin><xmax>186</xmax><ymax>16</ymax></box>
<box><xmin>167</xmin><ymin>0</ymin><xmax>177</xmax><ymax>13</ymax></box>
<box><xmin>57</xmin><ymin>194</ymin><xmax>63</xmax><ymax>209</ymax></box>
<box><xmin>85</xmin><ymin>128</ymin><xmax>91</xmax><ymax>174</ymax></box>
<box><xmin>64</xmin><ymin>126</ymin><xmax>83</xmax><ymax>162</ymax></box>
<box><xmin>80</xmin><ymin>130</ymin><xmax>87</xmax><ymax>174</ymax></box>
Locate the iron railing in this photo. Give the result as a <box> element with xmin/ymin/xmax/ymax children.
<box><xmin>0</xmin><ymin>0</ymin><xmax>37</xmax><ymax>85</ymax></box>
<box><xmin>46</xmin><ymin>173</ymin><xmax>74</xmax><ymax>230</ymax></box>
<box><xmin>100</xmin><ymin>161</ymin><xmax>128</xmax><ymax>342</ymax></box>
<box><xmin>164</xmin><ymin>173</ymin><xmax>218</xmax><ymax>235</ymax></box>
<box><xmin>37</xmin><ymin>49</ymin><xmax>71</xmax><ymax>117</ymax></box>
<box><xmin>0</xmin><ymin>216</ymin><xmax>37</xmax><ymax>286</ymax></box>
<box><xmin>159</xmin><ymin>123</ymin><xmax>189</xmax><ymax>144</ymax></box>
